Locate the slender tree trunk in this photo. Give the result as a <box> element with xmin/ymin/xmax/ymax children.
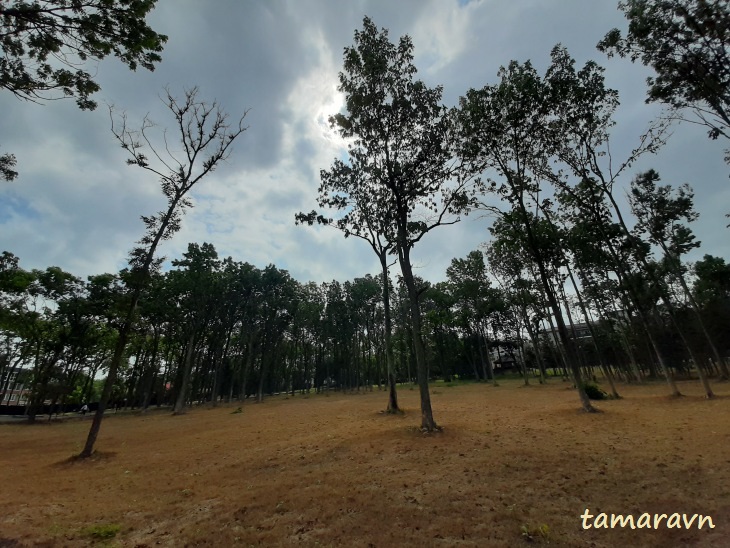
<box><xmin>380</xmin><ymin>254</ymin><xmax>400</xmax><ymax>413</ymax></box>
<box><xmin>516</xmin><ymin>198</ymin><xmax>595</xmax><ymax>411</ymax></box>
<box><xmin>662</xmin><ymin>306</ymin><xmax>714</xmax><ymax>398</ymax></box>
<box><xmin>397</xmin><ymin>240</ymin><xmax>439</xmax><ymax>431</ymax></box>
<box><xmin>465</xmin><ymin>340</ymin><xmax>480</xmax><ymax>380</ymax></box>
<box><xmin>544</xmin><ymin>313</ymin><xmax>568</xmax><ymax>377</ymax></box>
<box><xmin>79</xmin><ymin>298</ymin><xmax>138</xmax><ymax>457</ymax></box>
<box><xmin>141</xmin><ymin>331</ymin><xmax>160</xmax><ymax>411</ymax></box>
<box><xmin>525</xmin><ymin>319</ymin><xmax>546</xmax><ymax>383</ymax></box>
<box><xmin>80</xmin><ymin>194</ymin><xmax>184</xmax><ymax>457</ymax></box>
<box><xmin>515</xmin><ymin>331</ymin><xmax>530</xmax><ymax>386</ymax></box>
<box><xmin>566</xmin><ymin>266</ymin><xmax>620</xmax><ymax>398</ymax></box>
<box><xmin>257</xmin><ymin>341</ymin><xmax>269</xmax><ymax>403</ymax></box>
<box><xmin>480</xmin><ymin>325</ymin><xmax>498</xmax><ymax>386</ymax></box>
<box><xmin>173</xmin><ymin>331</ymin><xmax>196</xmax><ymax>414</ymax></box>
<box><xmin>596</xmin><ymin>185</ymin><xmax>684</xmax><ymax>395</ymax></box>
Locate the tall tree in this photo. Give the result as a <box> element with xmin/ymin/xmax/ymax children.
<box><xmin>79</xmin><ymin>88</ymin><xmax>247</xmax><ymax>457</ymax></box>
<box><xmin>542</xmin><ymin>46</ymin><xmax>682</xmax><ymax>396</ymax></box>
<box><xmin>296</xmin><ymin>164</ymin><xmax>402</xmax><ymax>412</ymax></box>
<box><xmin>630</xmin><ymin>169</ymin><xmax>728</xmax><ymax>379</ymax></box>
<box><xmin>169</xmin><ymin>242</ymin><xmax>220</xmax><ymax>414</ymax></box>
<box><xmin>322</xmin><ymin>17</ymin><xmax>475</xmax><ymax>431</ymax></box>
<box><xmin>694</xmin><ymin>254</ymin><xmax>730</xmax><ymax>305</ymax></box>
<box><xmin>457</xmin><ymin>54</ymin><xmax>597</xmax><ymax>411</ymax></box>
<box><xmin>447</xmin><ymin>250</ymin><xmax>501</xmax><ymax>385</ymax></box>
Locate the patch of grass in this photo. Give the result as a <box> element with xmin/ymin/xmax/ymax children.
<box><xmin>82</xmin><ymin>523</ymin><xmax>121</xmax><ymax>541</ymax></box>
<box><xmin>231</xmin><ymin>407</ymin><xmax>243</xmax><ymax>414</ymax></box>
<box><xmin>47</xmin><ymin>522</ymin><xmax>68</xmax><ymax>537</ymax></box>
<box><xmin>520</xmin><ymin>523</ymin><xmax>550</xmax><ymax>542</ymax></box>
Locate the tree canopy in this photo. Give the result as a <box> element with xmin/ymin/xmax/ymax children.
<box><xmin>598</xmin><ymin>0</ymin><xmax>730</xmax><ymax>143</ymax></box>
<box><xmin>0</xmin><ymin>0</ymin><xmax>167</xmax><ymax>110</ymax></box>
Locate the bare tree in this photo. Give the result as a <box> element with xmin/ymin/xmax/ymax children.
<box><xmin>79</xmin><ymin>87</ymin><xmax>247</xmax><ymax>458</ymax></box>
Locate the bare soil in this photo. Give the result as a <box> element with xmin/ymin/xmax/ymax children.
<box><xmin>1</xmin><ymin>379</ymin><xmax>729</xmax><ymax>547</ymax></box>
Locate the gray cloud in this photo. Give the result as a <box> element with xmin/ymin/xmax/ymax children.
<box><xmin>0</xmin><ymin>0</ymin><xmax>727</xmax><ymax>285</ymax></box>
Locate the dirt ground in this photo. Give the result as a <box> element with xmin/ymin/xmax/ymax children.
<box><xmin>1</xmin><ymin>378</ymin><xmax>729</xmax><ymax>547</ymax></box>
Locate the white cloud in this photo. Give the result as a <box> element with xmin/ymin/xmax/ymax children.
<box><xmin>411</xmin><ymin>0</ymin><xmax>478</xmax><ymax>74</ymax></box>
<box><xmin>0</xmin><ymin>0</ymin><xmax>727</xmax><ymax>288</ymax></box>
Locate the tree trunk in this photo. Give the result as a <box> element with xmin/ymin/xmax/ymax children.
<box><xmin>566</xmin><ymin>266</ymin><xmax>620</xmax><ymax>399</ymax></box>
<box><xmin>173</xmin><ymin>331</ymin><xmax>196</xmax><ymax>414</ymax></box>
<box><xmin>524</xmin><ymin>316</ymin><xmax>546</xmax><ymax>383</ymax></box>
<box><xmin>141</xmin><ymin>329</ymin><xmax>160</xmax><ymax>411</ymax></box>
<box><xmin>397</xmin><ymin>240</ymin><xmax>439</xmax><ymax>431</ymax></box>
<box><xmin>257</xmin><ymin>341</ymin><xmax>269</xmax><ymax>403</ymax></box>
<box><xmin>480</xmin><ymin>325</ymin><xmax>498</xmax><ymax>386</ymax></box>
<box><xmin>516</xmin><ymin>198</ymin><xmax>595</xmax><ymax>412</ymax></box>
<box><xmin>380</xmin><ymin>255</ymin><xmax>400</xmax><ymax>412</ymax></box>
<box><xmin>79</xmin><ymin>299</ymin><xmax>137</xmax><ymax>457</ymax></box>
<box><xmin>675</xmin><ymin>261</ymin><xmax>728</xmax><ymax>379</ymax></box>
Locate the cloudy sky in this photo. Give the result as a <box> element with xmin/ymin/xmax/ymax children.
<box><xmin>1</xmin><ymin>0</ymin><xmax>728</xmax><ymax>285</ymax></box>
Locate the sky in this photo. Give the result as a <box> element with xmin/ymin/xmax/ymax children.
<box><xmin>1</xmin><ymin>0</ymin><xmax>728</xmax><ymax>286</ymax></box>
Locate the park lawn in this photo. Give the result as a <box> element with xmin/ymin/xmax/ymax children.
<box><xmin>0</xmin><ymin>378</ymin><xmax>728</xmax><ymax>547</ymax></box>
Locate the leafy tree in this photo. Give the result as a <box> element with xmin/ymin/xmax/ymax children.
<box><xmin>296</xmin><ymin>162</ymin><xmax>402</xmax><ymax>411</ymax></box>
<box><xmin>484</xmin><ymin>242</ymin><xmax>551</xmax><ymax>383</ymax></box>
<box><xmin>168</xmin><ymin>242</ymin><xmax>220</xmax><ymax>414</ymax></box>
<box><xmin>0</xmin><ymin>150</ymin><xmax>17</xmax><ymax>181</ymax></box>
<box><xmin>288</xmin><ymin>281</ymin><xmax>324</xmax><ymax>396</ymax></box>
<box><xmin>630</xmin><ymin>169</ymin><xmax>728</xmax><ymax>380</ymax></box>
<box><xmin>446</xmin><ymin>250</ymin><xmax>501</xmax><ymax>385</ymax></box>
<box><xmin>694</xmin><ymin>254</ymin><xmax>730</xmax><ymax>305</ymax></box>
<box><xmin>693</xmin><ymin>254</ymin><xmax>730</xmax><ymax>359</ymax></box>
<box><xmin>540</xmin><ymin>46</ymin><xmax>684</xmax><ymax>396</ymax></box>
<box><xmin>322</xmin><ymin>17</ymin><xmax>475</xmax><ymax>431</ymax></box>
<box><xmin>0</xmin><ymin>0</ymin><xmax>167</xmax><ymax>110</ymax></box>
<box><xmin>79</xmin><ymin>88</ymin><xmax>248</xmax><ymax>458</ymax></box>
<box><xmin>598</xmin><ymin>0</ymin><xmax>730</xmax><ymax>147</ymax></box>
<box><xmin>421</xmin><ymin>282</ymin><xmax>458</xmax><ymax>382</ymax></box>
<box><xmin>457</xmin><ymin>53</ymin><xmax>598</xmax><ymax>411</ymax></box>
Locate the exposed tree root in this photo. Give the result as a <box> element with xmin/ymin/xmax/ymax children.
<box><xmin>382</xmin><ymin>407</ymin><xmax>404</xmax><ymax>415</ymax></box>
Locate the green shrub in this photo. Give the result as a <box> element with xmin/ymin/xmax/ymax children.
<box><xmin>83</xmin><ymin>523</ymin><xmax>121</xmax><ymax>540</ymax></box>
<box><xmin>582</xmin><ymin>382</ymin><xmax>607</xmax><ymax>400</ymax></box>
<box><xmin>521</xmin><ymin>523</ymin><xmax>550</xmax><ymax>541</ymax></box>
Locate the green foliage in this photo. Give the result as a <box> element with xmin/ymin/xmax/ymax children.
<box><xmin>311</xmin><ymin>16</ymin><xmax>476</xmax><ymax>262</ymax></box>
<box><xmin>630</xmin><ymin>169</ymin><xmax>700</xmax><ymax>261</ymax></box>
<box><xmin>694</xmin><ymin>254</ymin><xmax>730</xmax><ymax>305</ymax></box>
<box><xmin>582</xmin><ymin>382</ymin><xmax>608</xmax><ymax>400</ymax></box>
<box><xmin>599</xmin><ymin>0</ymin><xmax>730</xmax><ymax>143</ymax></box>
<box><xmin>0</xmin><ymin>149</ymin><xmax>17</xmax><ymax>181</ymax></box>
<box><xmin>82</xmin><ymin>523</ymin><xmax>121</xmax><ymax>540</ymax></box>
<box><xmin>0</xmin><ymin>0</ymin><xmax>167</xmax><ymax>110</ymax></box>
<box><xmin>521</xmin><ymin>523</ymin><xmax>550</xmax><ymax>542</ymax></box>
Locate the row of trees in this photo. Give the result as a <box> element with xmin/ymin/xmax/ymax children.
<box><xmin>2</xmin><ymin>237</ymin><xmax>729</xmax><ymax>417</ymax></box>
<box><xmin>0</xmin><ymin>244</ymin><xmax>517</xmax><ymax>418</ymax></box>
<box><xmin>298</xmin><ymin>2</ymin><xmax>730</xmax><ymax>426</ymax></box>
<box><xmin>2</xmin><ymin>0</ymin><xmax>729</xmax><ymax>447</ymax></box>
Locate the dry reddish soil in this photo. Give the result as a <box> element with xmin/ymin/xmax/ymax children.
<box><xmin>1</xmin><ymin>378</ymin><xmax>729</xmax><ymax>547</ymax></box>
